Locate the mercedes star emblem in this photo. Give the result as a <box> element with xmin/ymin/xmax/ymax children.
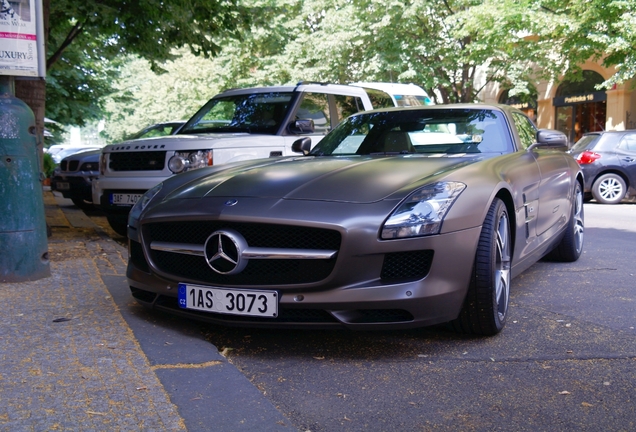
<box><xmin>204</xmin><ymin>229</ymin><xmax>249</xmax><ymax>275</ymax></box>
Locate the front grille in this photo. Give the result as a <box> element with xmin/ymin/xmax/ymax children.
<box><xmin>146</xmin><ymin>221</ymin><xmax>341</xmax><ymax>249</ymax></box>
<box><xmin>109</xmin><ymin>151</ymin><xmax>166</xmax><ymax>171</ymax></box>
<box><xmin>144</xmin><ymin>221</ymin><xmax>341</xmax><ymax>286</ymax></box>
<box><xmin>129</xmin><ymin>240</ymin><xmax>149</xmax><ymax>272</ymax></box>
<box><xmin>381</xmin><ymin>250</ymin><xmax>434</xmax><ymax>281</ymax></box>
<box><xmin>60</xmin><ymin>160</ymin><xmax>68</xmax><ymax>171</ymax></box>
<box><xmin>69</xmin><ymin>160</ymin><xmax>79</xmax><ymax>171</ymax></box>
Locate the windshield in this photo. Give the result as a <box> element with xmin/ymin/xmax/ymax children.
<box><xmin>310</xmin><ymin>108</ymin><xmax>513</xmax><ymax>156</ymax></box>
<box><xmin>179</xmin><ymin>92</ymin><xmax>293</xmax><ymax>135</ymax></box>
<box><xmin>570</xmin><ymin>134</ymin><xmax>600</xmax><ymax>152</ymax></box>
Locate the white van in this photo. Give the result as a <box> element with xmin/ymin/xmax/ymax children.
<box><xmin>351</xmin><ymin>82</ymin><xmax>434</xmax><ymax>106</ymax></box>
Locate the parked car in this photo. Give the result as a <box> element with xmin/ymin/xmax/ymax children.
<box><xmin>569</xmin><ymin>130</ymin><xmax>636</xmax><ymax>204</ymax></box>
<box><xmin>352</xmin><ymin>82</ymin><xmax>434</xmax><ymax>106</ymax></box>
<box><xmin>50</xmin><ymin>149</ymin><xmax>101</xmax><ymax>209</ymax></box>
<box><xmin>93</xmin><ymin>83</ymin><xmax>429</xmax><ymax>236</ymax></box>
<box><xmin>126</xmin><ymin>104</ymin><xmax>584</xmax><ymax>336</ymax></box>
<box><xmin>50</xmin><ymin>121</ymin><xmax>185</xmax><ymax>209</ymax></box>
<box><xmin>51</xmin><ymin>146</ymin><xmax>101</xmax><ymax>164</ymax></box>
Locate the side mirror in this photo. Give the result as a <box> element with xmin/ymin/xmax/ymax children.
<box><xmin>528</xmin><ymin>129</ymin><xmax>569</xmax><ymax>151</ymax></box>
<box><xmin>289</xmin><ymin>119</ymin><xmax>315</xmax><ymax>134</ymax></box>
<box><xmin>292</xmin><ymin>137</ymin><xmax>312</xmax><ymax>155</ymax></box>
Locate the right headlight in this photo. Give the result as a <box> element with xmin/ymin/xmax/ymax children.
<box><xmin>381</xmin><ymin>181</ymin><xmax>466</xmax><ymax>239</ymax></box>
<box><xmin>168</xmin><ymin>150</ymin><xmax>213</xmax><ymax>174</ymax></box>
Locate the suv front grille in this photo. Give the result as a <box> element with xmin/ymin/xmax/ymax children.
<box><xmin>109</xmin><ymin>151</ymin><xmax>167</xmax><ymax>171</ymax></box>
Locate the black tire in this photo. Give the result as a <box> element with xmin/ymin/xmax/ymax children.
<box><xmin>451</xmin><ymin>198</ymin><xmax>511</xmax><ymax>336</ymax></box>
<box><xmin>107</xmin><ymin>215</ymin><xmax>128</xmax><ymax>237</ymax></box>
<box><xmin>544</xmin><ymin>181</ymin><xmax>584</xmax><ymax>262</ymax></box>
<box><xmin>71</xmin><ymin>197</ymin><xmax>94</xmax><ymax>211</ymax></box>
<box><xmin>592</xmin><ymin>173</ymin><xmax>626</xmax><ymax>204</ymax></box>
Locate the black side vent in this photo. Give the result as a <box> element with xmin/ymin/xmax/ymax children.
<box><xmin>381</xmin><ymin>250</ymin><xmax>434</xmax><ymax>281</ymax></box>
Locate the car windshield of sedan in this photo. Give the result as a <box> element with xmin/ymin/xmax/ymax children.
<box><xmin>310</xmin><ymin>108</ymin><xmax>514</xmax><ymax>156</ymax></box>
<box><xmin>179</xmin><ymin>92</ymin><xmax>293</xmax><ymax>135</ymax></box>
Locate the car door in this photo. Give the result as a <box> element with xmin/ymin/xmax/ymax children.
<box><xmin>616</xmin><ymin>132</ymin><xmax>636</xmax><ymax>188</ymax></box>
<box><xmin>512</xmin><ymin>112</ymin><xmax>572</xmax><ymax>240</ymax></box>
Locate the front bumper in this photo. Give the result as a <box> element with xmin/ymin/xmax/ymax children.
<box><xmin>126</xmin><ymin>216</ymin><xmax>482</xmax><ymax>330</ymax></box>
<box><xmin>50</xmin><ymin>175</ymin><xmax>93</xmax><ymax>201</ymax></box>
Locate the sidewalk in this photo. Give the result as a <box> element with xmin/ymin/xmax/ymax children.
<box><xmin>0</xmin><ymin>190</ymin><xmax>295</xmax><ymax>431</ymax></box>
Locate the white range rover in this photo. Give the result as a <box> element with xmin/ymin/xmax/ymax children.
<box><xmin>93</xmin><ymin>82</ymin><xmax>432</xmax><ymax>235</ymax></box>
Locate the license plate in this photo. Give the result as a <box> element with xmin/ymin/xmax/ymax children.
<box><xmin>56</xmin><ymin>182</ymin><xmax>70</xmax><ymax>190</ymax></box>
<box><xmin>178</xmin><ymin>283</ymin><xmax>278</xmax><ymax>317</ymax></box>
<box><xmin>110</xmin><ymin>193</ymin><xmax>142</xmax><ymax>205</ymax></box>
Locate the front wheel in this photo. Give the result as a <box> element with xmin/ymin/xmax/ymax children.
<box><xmin>592</xmin><ymin>173</ymin><xmax>626</xmax><ymax>204</ymax></box>
<box><xmin>451</xmin><ymin>198</ymin><xmax>511</xmax><ymax>336</ymax></box>
<box><xmin>71</xmin><ymin>197</ymin><xmax>94</xmax><ymax>211</ymax></box>
<box><xmin>106</xmin><ymin>215</ymin><xmax>128</xmax><ymax>237</ymax></box>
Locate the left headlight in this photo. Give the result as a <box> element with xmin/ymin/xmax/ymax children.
<box><xmin>128</xmin><ymin>182</ymin><xmax>163</xmax><ymax>228</ymax></box>
<box><xmin>168</xmin><ymin>150</ymin><xmax>213</xmax><ymax>174</ymax></box>
<box><xmin>381</xmin><ymin>181</ymin><xmax>466</xmax><ymax>239</ymax></box>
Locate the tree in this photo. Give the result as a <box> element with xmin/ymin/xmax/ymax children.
<box><xmin>16</xmin><ymin>0</ymin><xmax>250</xmax><ymax>143</ymax></box>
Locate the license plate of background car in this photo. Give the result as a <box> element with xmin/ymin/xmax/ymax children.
<box><xmin>57</xmin><ymin>182</ymin><xmax>70</xmax><ymax>190</ymax></box>
<box><xmin>178</xmin><ymin>283</ymin><xmax>278</xmax><ymax>317</ymax></box>
<box><xmin>110</xmin><ymin>193</ymin><xmax>142</xmax><ymax>205</ymax></box>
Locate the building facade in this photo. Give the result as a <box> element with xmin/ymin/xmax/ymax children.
<box><xmin>480</xmin><ymin>60</ymin><xmax>636</xmax><ymax>145</ymax></box>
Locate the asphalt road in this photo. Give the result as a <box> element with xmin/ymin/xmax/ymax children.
<box><xmin>92</xmin><ymin>202</ymin><xmax>636</xmax><ymax>431</ymax></box>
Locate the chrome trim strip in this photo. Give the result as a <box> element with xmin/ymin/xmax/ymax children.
<box><xmin>243</xmin><ymin>248</ymin><xmax>337</xmax><ymax>260</ymax></box>
<box><xmin>150</xmin><ymin>242</ymin><xmax>337</xmax><ymax>260</ymax></box>
<box><xmin>150</xmin><ymin>242</ymin><xmax>205</xmax><ymax>256</ymax></box>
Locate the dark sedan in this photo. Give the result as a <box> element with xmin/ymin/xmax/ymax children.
<box><xmin>126</xmin><ymin>104</ymin><xmax>584</xmax><ymax>336</ymax></box>
<box><xmin>569</xmin><ymin>131</ymin><xmax>636</xmax><ymax>204</ymax></box>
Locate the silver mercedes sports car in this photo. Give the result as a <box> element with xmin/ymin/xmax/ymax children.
<box><xmin>126</xmin><ymin>104</ymin><xmax>584</xmax><ymax>336</ymax></box>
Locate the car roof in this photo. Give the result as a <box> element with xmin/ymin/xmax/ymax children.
<box><xmin>214</xmin><ymin>82</ymin><xmax>370</xmax><ymax>98</ymax></box>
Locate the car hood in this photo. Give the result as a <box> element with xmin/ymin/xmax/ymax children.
<box><xmin>103</xmin><ymin>133</ymin><xmax>285</xmax><ymax>152</ymax></box>
<box><xmin>165</xmin><ymin>155</ymin><xmax>480</xmax><ymax>204</ymax></box>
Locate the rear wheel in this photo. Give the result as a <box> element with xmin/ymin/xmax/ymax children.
<box><xmin>451</xmin><ymin>198</ymin><xmax>511</xmax><ymax>336</ymax></box>
<box><xmin>592</xmin><ymin>173</ymin><xmax>626</xmax><ymax>204</ymax></box>
<box><xmin>544</xmin><ymin>181</ymin><xmax>584</xmax><ymax>262</ymax></box>
<box><xmin>106</xmin><ymin>215</ymin><xmax>128</xmax><ymax>237</ymax></box>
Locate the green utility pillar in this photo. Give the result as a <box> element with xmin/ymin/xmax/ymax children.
<box><xmin>0</xmin><ymin>76</ymin><xmax>50</xmax><ymax>282</ymax></box>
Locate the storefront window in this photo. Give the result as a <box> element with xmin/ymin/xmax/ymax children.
<box><xmin>554</xmin><ymin>71</ymin><xmax>606</xmax><ymax>145</ymax></box>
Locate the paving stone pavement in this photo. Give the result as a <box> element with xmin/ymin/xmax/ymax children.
<box><xmin>0</xmin><ymin>190</ymin><xmax>187</xmax><ymax>431</ymax></box>
<box><xmin>1</xmin><ymin>189</ymin><xmax>297</xmax><ymax>432</ymax></box>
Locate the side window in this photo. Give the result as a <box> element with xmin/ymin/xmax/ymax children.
<box><xmin>296</xmin><ymin>93</ymin><xmax>331</xmax><ymax>135</ymax></box>
<box><xmin>512</xmin><ymin>112</ymin><xmax>537</xmax><ymax>150</ymax></box>
<box><xmin>619</xmin><ymin>134</ymin><xmax>636</xmax><ymax>152</ymax></box>
<box><xmin>334</xmin><ymin>95</ymin><xmax>365</xmax><ymax>123</ymax></box>
<box><xmin>362</xmin><ymin>88</ymin><xmax>394</xmax><ymax>108</ymax></box>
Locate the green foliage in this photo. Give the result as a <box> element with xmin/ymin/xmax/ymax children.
<box><xmin>42</xmin><ymin>152</ymin><xmax>56</xmax><ymax>178</ymax></box>
<box><xmin>45</xmin><ymin>0</ymin><xmax>251</xmax><ymax>127</ymax></box>
<box><xmin>45</xmin><ymin>0</ymin><xmax>636</xmax><ymax>136</ymax></box>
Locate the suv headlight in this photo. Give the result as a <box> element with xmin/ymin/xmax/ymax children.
<box><xmin>128</xmin><ymin>183</ymin><xmax>163</xmax><ymax>228</ymax></box>
<box><xmin>381</xmin><ymin>181</ymin><xmax>466</xmax><ymax>239</ymax></box>
<box><xmin>168</xmin><ymin>150</ymin><xmax>213</xmax><ymax>174</ymax></box>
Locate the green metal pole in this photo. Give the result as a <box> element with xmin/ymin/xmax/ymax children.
<box><xmin>0</xmin><ymin>75</ymin><xmax>51</xmax><ymax>282</ymax></box>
